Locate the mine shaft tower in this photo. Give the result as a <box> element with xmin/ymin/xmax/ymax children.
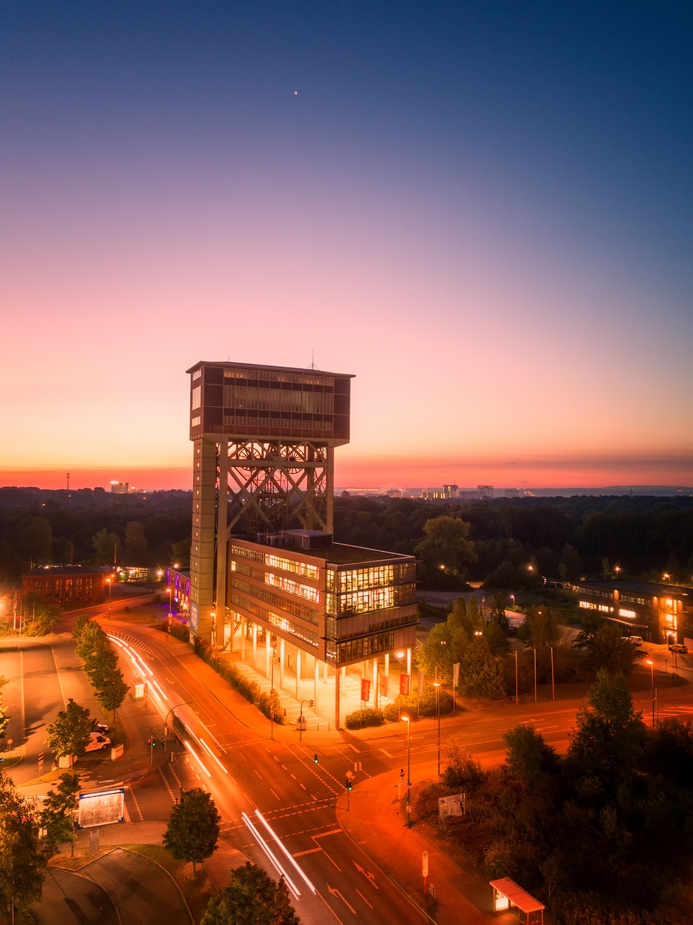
<box><xmin>186</xmin><ymin>360</ymin><xmax>352</xmax><ymax>642</ymax></box>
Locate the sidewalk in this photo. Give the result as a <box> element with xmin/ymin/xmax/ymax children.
<box><xmin>337</xmin><ymin>762</ymin><xmax>516</xmax><ymax>925</ymax></box>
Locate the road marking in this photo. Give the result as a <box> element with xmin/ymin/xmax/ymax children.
<box><xmin>327</xmin><ymin>884</ymin><xmax>356</xmax><ymax>914</ymax></box>
<box><xmin>353</xmin><ymin>860</ymin><xmax>379</xmax><ymax>889</ymax></box>
<box><xmin>380</xmin><ymin>748</ymin><xmax>393</xmax><ymax>758</ymax></box>
<box><xmin>273</xmin><ymin>755</ymin><xmax>280</xmax><ymax>762</ymax></box>
<box><xmin>292</xmin><ymin>847</ymin><xmax>322</xmax><ymax>857</ymax></box>
<box><xmin>312</xmin><ymin>829</ymin><xmax>343</xmax><ymax>839</ymax></box>
<box><xmin>355</xmin><ymin>888</ymin><xmax>373</xmax><ymax>909</ymax></box>
<box><xmin>300</xmin><ymin>783</ymin><xmax>307</xmax><ymax>791</ymax></box>
<box><xmin>158</xmin><ymin>767</ymin><xmax>176</xmax><ymax>803</ymax></box>
<box><xmin>281</xmin><ymin>764</ymin><xmax>288</xmax><ymax>770</ymax></box>
<box><xmin>240</xmin><ymin>752</ymin><xmax>247</xmax><ymax>761</ymax></box>
<box><xmin>290</xmin><ymin>773</ymin><xmax>297</xmax><ymax>779</ymax></box>
<box><xmin>348</xmin><ymin>744</ymin><xmax>360</xmax><ymax>753</ymax></box>
<box><xmin>254</xmin><ymin>769</ymin><xmax>263</xmax><ymax>780</ymax></box>
<box><xmin>129</xmin><ymin>786</ymin><xmax>144</xmax><ymax>821</ymax></box>
<box><xmin>270</xmin><ymin>788</ymin><xmax>280</xmax><ymax>799</ymax></box>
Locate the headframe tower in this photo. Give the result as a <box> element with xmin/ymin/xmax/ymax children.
<box><xmin>186</xmin><ymin>361</ymin><xmax>352</xmax><ymax>643</ymax></box>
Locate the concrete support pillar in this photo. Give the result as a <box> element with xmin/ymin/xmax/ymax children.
<box><xmin>384</xmin><ymin>653</ymin><xmax>390</xmax><ymax>677</ymax></box>
<box><xmin>314</xmin><ymin>660</ymin><xmax>319</xmax><ymax>714</ymax></box>
<box><xmin>280</xmin><ymin>639</ymin><xmax>285</xmax><ymax>689</ymax></box>
<box><xmin>373</xmin><ymin>658</ymin><xmax>379</xmax><ymax>710</ymax></box>
<box><xmin>335</xmin><ymin>668</ymin><xmax>341</xmax><ymax>729</ymax></box>
<box><xmin>252</xmin><ymin>624</ymin><xmax>257</xmax><ymax>670</ymax></box>
<box><xmin>295</xmin><ymin>650</ymin><xmax>301</xmax><ymax>701</ymax></box>
<box><xmin>407</xmin><ymin>647</ymin><xmax>412</xmax><ymax>678</ymax></box>
<box><xmin>341</xmin><ymin>666</ymin><xmax>346</xmax><ymax>696</ymax></box>
<box><xmin>241</xmin><ymin>617</ymin><xmax>246</xmax><ymax>659</ymax></box>
<box><xmin>323</xmin><ymin>661</ymin><xmax>328</xmax><ymax>682</ymax></box>
<box><xmin>265</xmin><ymin>635</ymin><xmax>271</xmax><ymax>678</ymax></box>
<box><xmin>215</xmin><ymin>439</ymin><xmax>228</xmax><ymax>626</ymax></box>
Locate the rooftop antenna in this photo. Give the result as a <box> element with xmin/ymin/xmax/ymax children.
<box><xmin>66</xmin><ymin>472</ymin><xmax>70</xmax><ymax>491</ymax></box>
<box><xmin>308</xmin><ymin>350</ymin><xmax>317</xmax><ymax>369</ymax></box>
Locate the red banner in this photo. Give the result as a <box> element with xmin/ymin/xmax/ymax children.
<box><xmin>380</xmin><ymin>675</ymin><xmax>389</xmax><ymax>698</ymax></box>
<box><xmin>361</xmin><ymin>678</ymin><xmax>371</xmax><ymax>702</ymax></box>
<box><xmin>400</xmin><ymin>673</ymin><xmax>410</xmax><ymax>696</ymax></box>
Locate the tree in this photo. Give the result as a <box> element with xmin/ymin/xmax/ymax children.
<box><xmin>415</xmin><ymin>516</ymin><xmax>477</xmax><ymax>581</ymax></box>
<box><xmin>415</xmin><ymin>621</ymin><xmax>453</xmax><ymax>680</ymax></box>
<box><xmin>442</xmin><ymin>739</ymin><xmax>486</xmax><ymax>792</ymax></box>
<box><xmin>201</xmin><ymin>862</ymin><xmax>299</xmax><ymax>925</ymax></box>
<box><xmin>93</xmin><ymin>668</ymin><xmax>129</xmax><ymax>720</ymax></box>
<box><xmin>163</xmin><ymin>788</ymin><xmax>221</xmax><ymax>874</ymax></box>
<box><xmin>517</xmin><ymin>607</ymin><xmax>561</xmax><ymax>649</ymax></box>
<box><xmin>92</xmin><ymin>529</ymin><xmax>121</xmax><ymax>566</ymax></box>
<box><xmin>18</xmin><ymin>517</ymin><xmax>52</xmax><ymax>564</ymax></box>
<box><xmin>459</xmin><ymin>637</ymin><xmax>505</xmax><ymax>700</ymax></box>
<box><xmin>504</xmin><ymin>724</ymin><xmax>557</xmax><ymax>789</ymax></box>
<box><xmin>574</xmin><ymin>621</ymin><xmax>637</xmax><ymax>675</ymax></box>
<box><xmin>125</xmin><ymin>521</ymin><xmax>148</xmax><ymax>563</ymax></box>
<box><xmin>0</xmin><ymin>776</ymin><xmax>45</xmax><ymax>920</ymax></box>
<box><xmin>23</xmin><ymin>598</ymin><xmax>61</xmax><ymax>636</ymax></box>
<box><xmin>0</xmin><ymin>695</ymin><xmax>9</xmax><ymax>740</ymax></box>
<box><xmin>45</xmin><ymin>699</ymin><xmax>93</xmax><ymax>759</ymax></box>
<box><xmin>567</xmin><ymin>669</ymin><xmax>647</xmax><ymax>788</ymax></box>
<box><xmin>40</xmin><ymin>772</ymin><xmax>80</xmax><ymax>857</ymax></box>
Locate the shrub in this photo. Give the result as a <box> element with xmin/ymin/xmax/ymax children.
<box><xmin>194</xmin><ymin>640</ymin><xmax>284</xmax><ymax>724</ymax></box>
<box><xmin>152</xmin><ymin>620</ymin><xmax>190</xmax><ymax>643</ymax></box>
<box><xmin>382</xmin><ymin>687</ymin><xmax>454</xmax><ymax>722</ymax></box>
<box><xmin>345</xmin><ymin>708</ymin><xmax>384</xmax><ymax>729</ymax></box>
<box><xmin>442</xmin><ymin>739</ymin><xmax>486</xmax><ymax>791</ymax></box>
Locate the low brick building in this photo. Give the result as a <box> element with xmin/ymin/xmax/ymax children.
<box><xmin>22</xmin><ymin>565</ymin><xmax>105</xmax><ymax>606</ymax></box>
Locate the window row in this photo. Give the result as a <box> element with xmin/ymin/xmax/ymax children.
<box><xmin>231</xmin><ymin>560</ymin><xmax>319</xmax><ymax>603</ymax></box>
<box><xmin>230</xmin><ymin>545</ymin><xmax>319</xmax><ymax>580</ymax></box>
<box><xmin>231</xmin><ymin>578</ymin><xmax>319</xmax><ymax>624</ymax></box>
<box><xmin>325</xmin><ymin>584</ymin><xmax>417</xmax><ymax>616</ymax></box>
<box><xmin>229</xmin><ymin>594</ymin><xmax>319</xmax><ymax>648</ymax></box>
<box><xmin>224</xmin><ymin>386</ymin><xmax>335</xmax><ymax>415</ymax></box>
<box><xmin>336</xmin><ymin>631</ymin><xmax>395</xmax><ymax>665</ymax></box>
<box><xmin>326</xmin><ymin>562</ymin><xmax>416</xmax><ymax>593</ymax></box>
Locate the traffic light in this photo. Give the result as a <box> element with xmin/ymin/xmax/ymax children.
<box><xmin>313</xmin><ymin>753</ymin><xmax>319</xmax><ymax>764</ymax></box>
<box><xmin>308</xmin><ymin>700</ymin><xmax>314</xmax><ymax>708</ymax></box>
<box><xmin>147</xmin><ymin>737</ymin><xmax>151</xmax><ymax>746</ymax></box>
<box><xmin>346</xmin><ymin>778</ymin><xmax>352</xmax><ymax>791</ymax></box>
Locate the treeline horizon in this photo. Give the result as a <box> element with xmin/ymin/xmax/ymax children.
<box><xmin>0</xmin><ymin>488</ymin><xmax>692</xmax><ymax>588</ymax></box>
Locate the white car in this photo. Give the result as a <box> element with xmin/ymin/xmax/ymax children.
<box><xmin>627</xmin><ymin>635</ymin><xmax>643</xmax><ymax>646</ymax></box>
<box><xmin>84</xmin><ymin>731</ymin><xmax>112</xmax><ymax>753</ymax></box>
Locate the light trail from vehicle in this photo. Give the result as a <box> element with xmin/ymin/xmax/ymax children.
<box><xmin>183</xmin><ymin>739</ymin><xmax>212</xmax><ymax>778</ymax></box>
<box><xmin>241</xmin><ymin>812</ymin><xmax>301</xmax><ymax>900</ymax></box>
<box><xmin>200</xmin><ymin>737</ymin><xmax>229</xmax><ymax>775</ymax></box>
<box><xmin>254</xmin><ymin>809</ymin><xmax>316</xmax><ymax>894</ymax></box>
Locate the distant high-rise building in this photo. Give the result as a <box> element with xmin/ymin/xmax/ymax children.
<box><xmin>110</xmin><ymin>481</ymin><xmax>129</xmax><ymax>494</ymax></box>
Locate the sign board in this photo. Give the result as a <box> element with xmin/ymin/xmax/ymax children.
<box><xmin>78</xmin><ymin>789</ymin><xmax>125</xmax><ymax>829</ymax></box>
<box><xmin>360</xmin><ymin>678</ymin><xmax>371</xmax><ymax>702</ymax></box>
<box><xmin>111</xmin><ymin>743</ymin><xmax>124</xmax><ymax>761</ymax></box>
<box><xmin>190</xmin><ymin>602</ymin><xmax>199</xmax><ymax>635</ymax></box>
<box><xmin>422</xmin><ymin>850</ymin><xmax>429</xmax><ymax>877</ymax></box>
<box><xmin>132</xmin><ymin>677</ymin><xmax>146</xmax><ymax>700</ymax></box>
<box><xmin>400</xmin><ymin>674</ymin><xmax>410</xmax><ymax>696</ymax></box>
<box><xmin>452</xmin><ymin>662</ymin><xmax>460</xmax><ymax>687</ymax></box>
<box><xmin>438</xmin><ymin>793</ymin><xmax>465</xmax><ymax>819</ymax></box>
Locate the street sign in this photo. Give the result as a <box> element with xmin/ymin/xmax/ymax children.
<box><xmin>438</xmin><ymin>792</ymin><xmax>466</xmax><ymax>820</ymax></box>
<box><xmin>453</xmin><ymin>662</ymin><xmax>460</xmax><ymax>687</ymax></box>
<box><xmin>422</xmin><ymin>850</ymin><xmax>429</xmax><ymax>877</ymax></box>
<box><xmin>360</xmin><ymin>678</ymin><xmax>371</xmax><ymax>702</ymax></box>
<box><xmin>400</xmin><ymin>673</ymin><xmax>410</xmax><ymax>696</ymax></box>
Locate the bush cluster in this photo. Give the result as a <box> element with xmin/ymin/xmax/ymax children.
<box><xmin>345</xmin><ymin>708</ymin><xmax>384</xmax><ymax>729</ymax></box>
<box><xmin>152</xmin><ymin>619</ymin><xmax>190</xmax><ymax>643</ymax></box>
<box><xmin>194</xmin><ymin>640</ymin><xmax>284</xmax><ymax>724</ymax></box>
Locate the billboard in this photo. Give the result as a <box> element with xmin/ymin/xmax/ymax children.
<box><xmin>77</xmin><ymin>788</ymin><xmax>125</xmax><ymax>828</ymax></box>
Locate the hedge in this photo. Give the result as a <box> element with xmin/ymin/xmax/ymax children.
<box><xmin>194</xmin><ymin>639</ymin><xmax>284</xmax><ymax>724</ymax></box>
<box><xmin>345</xmin><ymin>708</ymin><xmax>384</xmax><ymax>729</ymax></box>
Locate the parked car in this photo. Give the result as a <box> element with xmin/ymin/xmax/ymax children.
<box><xmin>627</xmin><ymin>635</ymin><xmax>644</xmax><ymax>646</ymax></box>
<box><xmin>634</xmin><ymin>649</ymin><xmax>650</xmax><ymax>659</ymax></box>
<box><xmin>84</xmin><ymin>731</ymin><xmax>112</xmax><ymax>753</ymax></box>
<box><xmin>669</xmin><ymin>643</ymin><xmax>688</xmax><ymax>654</ymax></box>
<box><xmin>93</xmin><ymin>722</ymin><xmax>110</xmax><ymax>734</ymax></box>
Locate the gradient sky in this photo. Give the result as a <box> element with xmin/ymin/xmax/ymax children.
<box><xmin>2</xmin><ymin>1</ymin><xmax>692</xmax><ymax>490</ymax></box>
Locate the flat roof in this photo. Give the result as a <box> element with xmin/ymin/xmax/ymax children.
<box><xmin>490</xmin><ymin>878</ymin><xmax>545</xmax><ymax>913</ymax></box>
<box><xmin>186</xmin><ymin>360</ymin><xmax>354</xmax><ymax>379</ymax></box>
<box><xmin>230</xmin><ymin>537</ymin><xmax>414</xmax><ymax>567</ymax></box>
<box><xmin>579</xmin><ymin>579</ymin><xmax>693</xmax><ymax>598</ymax></box>
<box><xmin>24</xmin><ymin>565</ymin><xmax>104</xmax><ymax>577</ymax></box>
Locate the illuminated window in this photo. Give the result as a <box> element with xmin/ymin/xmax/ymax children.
<box><xmin>618</xmin><ymin>608</ymin><xmax>636</xmax><ymax>618</ymax></box>
<box><xmin>191</xmin><ymin>386</ymin><xmax>202</xmax><ymax>410</ymax></box>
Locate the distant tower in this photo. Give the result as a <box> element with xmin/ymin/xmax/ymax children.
<box><xmin>187</xmin><ymin>361</ymin><xmax>352</xmax><ymax>643</ymax></box>
<box><xmin>66</xmin><ymin>472</ymin><xmax>70</xmax><ymax>491</ymax></box>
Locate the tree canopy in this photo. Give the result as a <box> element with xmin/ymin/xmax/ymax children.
<box><xmin>163</xmin><ymin>788</ymin><xmax>221</xmax><ymax>873</ymax></box>
<box><xmin>44</xmin><ymin>698</ymin><xmax>93</xmax><ymax>758</ymax></box>
<box><xmin>201</xmin><ymin>863</ymin><xmax>299</xmax><ymax>925</ymax></box>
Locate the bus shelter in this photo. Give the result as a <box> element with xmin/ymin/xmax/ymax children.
<box><xmin>489</xmin><ymin>878</ymin><xmax>544</xmax><ymax>925</ymax></box>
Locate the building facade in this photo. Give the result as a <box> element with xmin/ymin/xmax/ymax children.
<box><xmin>576</xmin><ymin>579</ymin><xmax>693</xmax><ymax>645</ymax></box>
<box><xmin>187</xmin><ymin>360</ymin><xmax>419</xmax><ymax>726</ymax></box>
<box><xmin>165</xmin><ymin>566</ymin><xmax>191</xmax><ymax>615</ymax></box>
<box><xmin>22</xmin><ymin>565</ymin><xmax>105</xmax><ymax>606</ymax></box>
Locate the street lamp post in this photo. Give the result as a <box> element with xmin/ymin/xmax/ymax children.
<box><xmin>270</xmin><ymin>646</ymin><xmax>275</xmax><ymax>740</ymax></box>
<box><xmin>395</xmin><ymin>650</ymin><xmax>406</xmax><ymax>720</ymax></box>
<box><xmin>646</xmin><ymin>659</ymin><xmax>655</xmax><ymax>728</ymax></box>
<box><xmin>514</xmin><ymin>650</ymin><xmax>519</xmax><ymax>705</ymax></box>
<box><xmin>433</xmin><ymin>681</ymin><xmax>441</xmax><ymax>776</ymax></box>
<box><xmin>163</xmin><ymin>699</ymin><xmax>197</xmax><ymax>752</ymax></box>
<box><xmin>547</xmin><ymin>645</ymin><xmax>555</xmax><ymax>701</ymax></box>
<box><xmin>106</xmin><ymin>577</ymin><xmax>112</xmax><ymax>620</ymax></box>
<box><xmin>402</xmin><ymin>714</ymin><xmax>412</xmax><ymax>826</ymax></box>
<box><xmin>532</xmin><ymin>647</ymin><xmax>537</xmax><ymax>703</ymax></box>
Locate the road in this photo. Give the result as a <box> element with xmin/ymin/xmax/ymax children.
<box><xmin>80</xmin><ymin>622</ymin><xmax>693</xmax><ymax>924</ymax></box>
<box><xmin>106</xmin><ymin>623</ymin><xmax>424</xmax><ymax>925</ymax></box>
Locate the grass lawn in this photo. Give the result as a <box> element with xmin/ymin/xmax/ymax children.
<box><xmin>125</xmin><ymin>844</ymin><xmax>216</xmax><ymax>923</ymax></box>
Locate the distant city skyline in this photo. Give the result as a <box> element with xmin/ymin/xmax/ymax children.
<box><xmin>2</xmin><ymin>4</ymin><xmax>692</xmax><ymax>489</ymax></box>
